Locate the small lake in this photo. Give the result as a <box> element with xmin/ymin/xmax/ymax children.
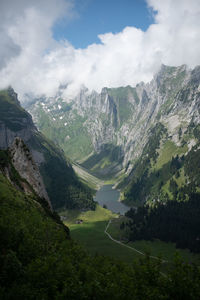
<box><xmin>94</xmin><ymin>185</ymin><xmax>129</xmax><ymax>215</ymax></box>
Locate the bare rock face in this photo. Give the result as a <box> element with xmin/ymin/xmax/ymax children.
<box><xmin>9</xmin><ymin>137</ymin><xmax>52</xmax><ymax>211</ymax></box>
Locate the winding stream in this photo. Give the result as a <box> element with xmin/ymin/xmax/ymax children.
<box><xmin>94</xmin><ymin>184</ymin><xmax>129</xmax><ymax>215</ymax></box>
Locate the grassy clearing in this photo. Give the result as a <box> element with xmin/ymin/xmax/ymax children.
<box><xmin>60</xmin><ymin>205</ymin><xmax>115</xmax><ymax>226</ymax></box>
<box><xmin>128</xmin><ymin>240</ymin><xmax>200</xmax><ymax>264</ymax></box>
<box><xmin>154</xmin><ymin>140</ymin><xmax>187</xmax><ymax>170</ymax></box>
<box><xmin>175</xmin><ymin>167</ymin><xmax>186</xmax><ymax>187</ymax></box>
<box><xmin>61</xmin><ymin>206</ymin><xmax>143</xmax><ymax>263</ymax></box>
<box><xmin>108</xmin><ymin>216</ymin><xmax>200</xmax><ymax>265</ymax></box>
<box><xmin>161</xmin><ymin>167</ymin><xmax>186</xmax><ymax>198</ymax></box>
<box><xmin>162</xmin><ymin>181</ymin><xmax>173</xmax><ymax>199</ymax></box>
<box><xmin>60</xmin><ymin>206</ymin><xmax>200</xmax><ymax>266</ymax></box>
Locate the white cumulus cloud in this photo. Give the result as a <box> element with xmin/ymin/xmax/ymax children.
<box><xmin>0</xmin><ymin>0</ymin><xmax>200</xmax><ymax>101</ymax></box>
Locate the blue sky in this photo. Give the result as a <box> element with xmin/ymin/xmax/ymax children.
<box><xmin>1</xmin><ymin>0</ymin><xmax>200</xmax><ymax>98</ymax></box>
<box><xmin>53</xmin><ymin>0</ymin><xmax>154</xmax><ymax>48</ymax></box>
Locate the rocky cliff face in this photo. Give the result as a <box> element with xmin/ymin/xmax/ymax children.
<box><xmin>27</xmin><ymin>64</ymin><xmax>200</xmax><ymax>179</ymax></box>
<box><xmin>9</xmin><ymin>137</ymin><xmax>51</xmax><ymax>209</ymax></box>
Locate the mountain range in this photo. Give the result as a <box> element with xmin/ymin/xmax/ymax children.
<box><xmin>26</xmin><ymin>64</ymin><xmax>200</xmax><ymax>207</ymax></box>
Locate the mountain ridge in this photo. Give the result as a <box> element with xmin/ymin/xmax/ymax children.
<box><xmin>26</xmin><ymin>64</ymin><xmax>200</xmax><ymax>204</ymax></box>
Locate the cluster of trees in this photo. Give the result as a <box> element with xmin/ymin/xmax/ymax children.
<box><xmin>125</xmin><ymin>193</ymin><xmax>200</xmax><ymax>252</ymax></box>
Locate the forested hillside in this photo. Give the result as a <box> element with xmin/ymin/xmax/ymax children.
<box><xmin>121</xmin><ymin>121</ymin><xmax>200</xmax><ymax>252</ymax></box>
<box><xmin>125</xmin><ymin>193</ymin><xmax>200</xmax><ymax>253</ymax></box>
<box><xmin>123</xmin><ymin>121</ymin><xmax>200</xmax><ymax>206</ymax></box>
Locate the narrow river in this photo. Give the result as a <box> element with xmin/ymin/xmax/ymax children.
<box><xmin>94</xmin><ymin>185</ymin><xmax>129</xmax><ymax>215</ymax></box>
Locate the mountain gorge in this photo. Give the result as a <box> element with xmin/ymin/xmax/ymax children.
<box><xmin>2</xmin><ymin>0</ymin><xmax>200</xmax><ymax>296</ymax></box>
<box><xmin>0</xmin><ymin>88</ymin><xmax>95</xmax><ymax>210</ymax></box>
<box><xmin>27</xmin><ymin>64</ymin><xmax>200</xmax><ymax>206</ymax></box>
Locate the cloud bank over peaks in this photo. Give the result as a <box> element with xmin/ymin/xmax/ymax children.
<box><xmin>0</xmin><ymin>0</ymin><xmax>200</xmax><ymax>102</ymax></box>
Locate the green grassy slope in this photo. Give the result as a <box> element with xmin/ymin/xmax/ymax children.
<box><xmin>72</xmin><ymin>163</ymin><xmax>104</xmax><ymax>191</ymax></box>
<box><xmin>33</xmin><ymin>102</ymin><xmax>93</xmax><ymax>161</ymax></box>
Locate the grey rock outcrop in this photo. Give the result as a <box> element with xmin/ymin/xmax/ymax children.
<box><xmin>9</xmin><ymin>137</ymin><xmax>52</xmax><ymax>210</ymax></box>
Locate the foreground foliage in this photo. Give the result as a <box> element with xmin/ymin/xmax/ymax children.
<box><xmin>0</xmin><ymin>170</ymin><xmax>200</xmax><ymax>299</ymax></box>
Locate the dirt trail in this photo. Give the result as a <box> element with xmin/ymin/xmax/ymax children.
<box><xmin>104</xmin><ymin>219</ymin><xmax>167</xmax><ymax>263</ymax></box>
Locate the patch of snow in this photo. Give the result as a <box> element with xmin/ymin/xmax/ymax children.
<box><xmin>60</xmin><ymin>116</ymin><xmax>63</xmax><ymax>120</ymax></box>
<box><xmin>58</xmin><ymin>104</ymin><xmax>61</xmax><ymax>110</ymax></box>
